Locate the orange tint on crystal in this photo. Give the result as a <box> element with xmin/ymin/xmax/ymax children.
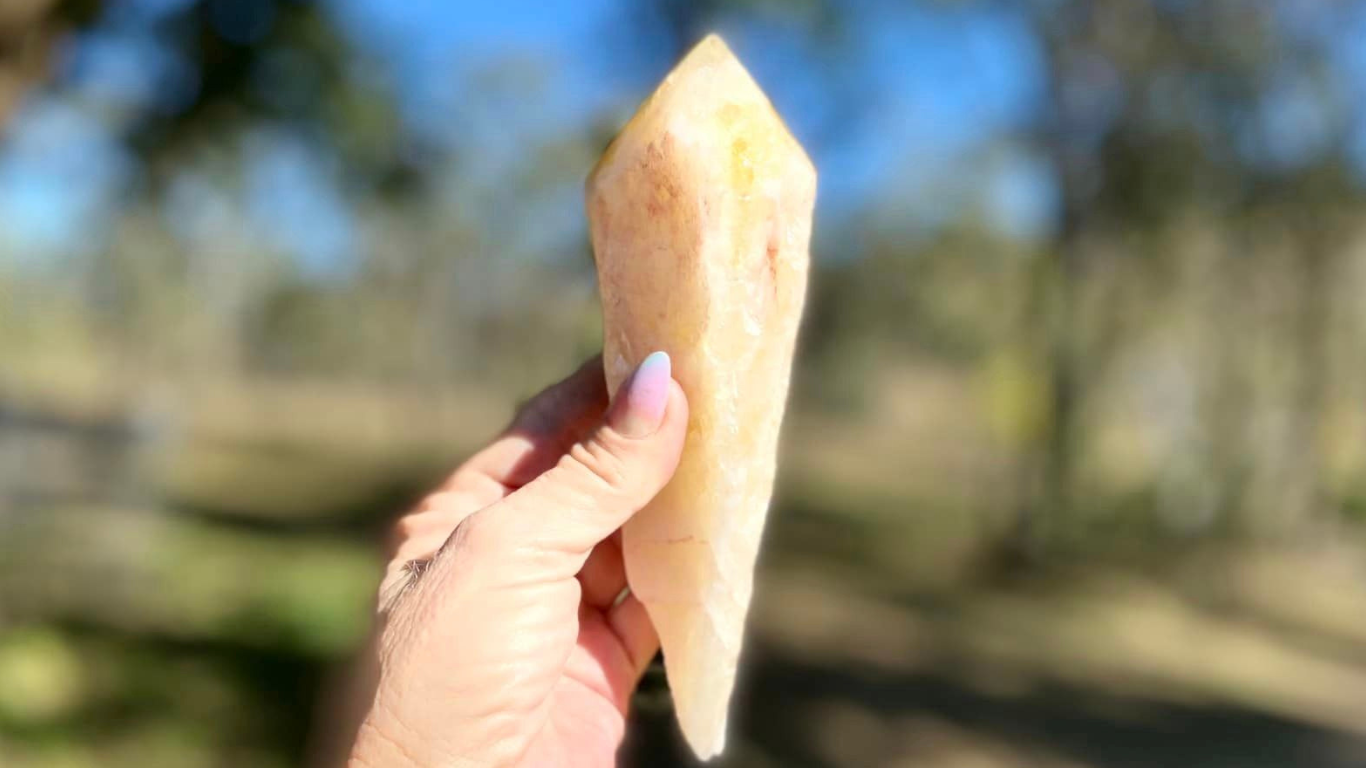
<box><xmin>586</xmin><ymin>34</ymin><xmax>816</xmax><ymax>759</ymax></box>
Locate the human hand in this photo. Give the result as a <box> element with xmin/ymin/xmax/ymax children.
<box><xmin>341</xmin><ymin>352</ymin><xmax>687</xmax><ymax>768</ymax></box>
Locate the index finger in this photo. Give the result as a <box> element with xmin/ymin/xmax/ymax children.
<box><xmin>441</xmin><ymin>354</ymin><xmax>610</xmax><ymax>499</ymax></box>
<box><xmin>384</xmin><ymin>356</ymin><xmax>610</xmax><ymax>565</ymax></box>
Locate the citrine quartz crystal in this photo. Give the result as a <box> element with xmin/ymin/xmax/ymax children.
<box><xmin>586</xmin><ymin>35</ymin><xmax>815</xmax><ymax>759</ymax></box>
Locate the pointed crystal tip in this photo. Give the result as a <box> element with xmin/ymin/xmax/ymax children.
<box><xmin>585</xmin><ymin>32</ymin><xmax>815</xmax><ymax>761</ymax></box>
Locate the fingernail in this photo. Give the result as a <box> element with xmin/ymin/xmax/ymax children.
<box><xmin>610</xmin><ymin>351</ymin><xmax>671</xmax><ymax>438</ymax></box>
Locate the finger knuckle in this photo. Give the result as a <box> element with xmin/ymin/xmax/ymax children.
<box><xmin>390</xmin><ymin>514</ymin><xmax>424</xmax><ymax>541</ymax></box>
<box><xmin>565</xmin><ymin>438</ymin><xmax>632</xmax><ymax>496</ymax></box>
<box><xmin>411</xmin><ymin>490</ymin><xmax>453</xmax><ymax>515</ymax></box>
<box><xmin>384</xmin><ymin>515</ymin><xmax>426</xmax><ymax>557</ymax></box>
<box><xmin>445</xmin><ymin>508</ymin><xmax>488</xmax><ymax>551</ymax></box>
<box><xmin>390</xmin><ymin>491</ymin><xmax>460</xmax><ymax>545</ymax></box>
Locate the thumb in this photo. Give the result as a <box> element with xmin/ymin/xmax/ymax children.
<box><xmin>483</xmin><ymin>351</ymin><xmax>688</xmax><ymax>561</ymax></box>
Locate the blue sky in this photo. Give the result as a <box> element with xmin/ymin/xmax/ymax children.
<box><xmin>0</xmin><ymin>0</ymin><xmax>1359</xmax><ymax>272</ymax></box>
<box><xmin>0</xmin><ymin>0</ymin><xmax>1054</xmax><ymax>268</ymax></box>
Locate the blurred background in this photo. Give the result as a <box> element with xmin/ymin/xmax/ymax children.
<box><xmin>4</xmin><ymin>0</ymin><xmax>1366</xmax><ymax>766</ymax></box>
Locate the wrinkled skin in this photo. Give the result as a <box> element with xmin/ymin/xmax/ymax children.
<box><xmin>320</xmin><ymin>357</ymin><xmax>688</xmax><ymax>768</ymax></box>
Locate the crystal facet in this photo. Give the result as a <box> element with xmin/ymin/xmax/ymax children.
<box><xmin>586</xmin><ymin>34</ymin><xmax>815</xmax><ymax>759</ymax></box>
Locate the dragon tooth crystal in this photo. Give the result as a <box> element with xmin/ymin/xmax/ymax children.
<box><xmin>586</xmin><ymin>34</ymin><xmax>815</xmax><ymax>759</ymax></box>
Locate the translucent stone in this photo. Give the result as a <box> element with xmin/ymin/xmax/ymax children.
<box><xmin>586</xmin><ymin>34</ymin><xmax>815</xmax><ymax>759</ymax></box>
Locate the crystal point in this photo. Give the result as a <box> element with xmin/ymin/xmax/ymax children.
<box><xmin>586</xmin><ymin>34</ymin><xmax>815</xmax><ymax>759</ymax></box>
